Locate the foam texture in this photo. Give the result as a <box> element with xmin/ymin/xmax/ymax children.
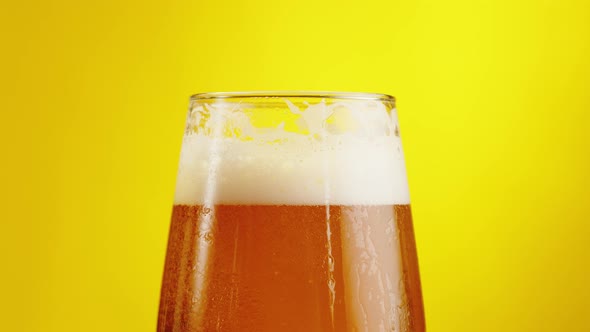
<box><xmin>174</xmin><ymin>136</ymin><xmax>409</xmax><ymax>205</ymax></box>
<box><xmin>174</xmin><ymin>100</ymin><xmax>410</xmax><ymax>205</ymax></box>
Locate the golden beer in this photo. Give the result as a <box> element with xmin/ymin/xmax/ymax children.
<box><xmin>158</xmin><ymin>92</ymin><xmax>425</xmax><ymax>332</ymax></box>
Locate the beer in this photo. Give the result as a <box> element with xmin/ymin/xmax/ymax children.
<box><xmin>159</xmin><ymin>204</ymin><xmax>423</xmax><ymax>332</ymax></box>
<box><xmin>158</xmin><ymin>93</ymin><xmax>425</xmax><ymax>331</ymax></box>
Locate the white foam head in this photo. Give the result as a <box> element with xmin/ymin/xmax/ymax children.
<box><xmin>174</xmin><ymin>99</ymin><xmax>410</xmax><ymax>205</ymax></box>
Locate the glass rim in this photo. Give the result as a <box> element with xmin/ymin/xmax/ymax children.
<box><xmin>190</xmin><ymin>91</ymin><xmax>396</xmax><ymax>102</ymax></box>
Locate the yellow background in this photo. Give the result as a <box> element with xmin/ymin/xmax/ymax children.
<box><xmin>2</xmin><ymin>0</ymin><xmax>589</xmax><ymax>331</ymax></box>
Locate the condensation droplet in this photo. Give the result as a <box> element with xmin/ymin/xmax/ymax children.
<box><xmin>203</xmin><ymin>232</ymin><xmax>214</xmax><ymax>243</ymax></box>
<box><xmin>327</xmin><ymin>254</ymin><xmax>335</xmax><ymax>268</ymax></box>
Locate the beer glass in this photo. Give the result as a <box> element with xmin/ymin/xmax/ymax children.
<box><xmin>158</xmin><ymin>92</ymin><xmax>425</xmax><ymax>332</ymax></box>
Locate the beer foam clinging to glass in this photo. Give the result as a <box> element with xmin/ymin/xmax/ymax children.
<box><xmin>174</xmin><ymin>98</ymin><xmax>410</xmax><ymax>205</ymax></box>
